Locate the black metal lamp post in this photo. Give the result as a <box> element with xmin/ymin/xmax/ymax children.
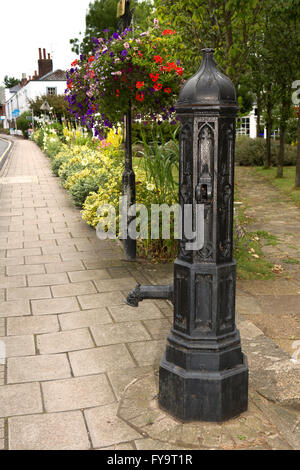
<box><xmin>117</xmin><ymin>0</ymin><xmax>136</xmax><ymax>260</ymax></box>
<box><xmin>127</xmin><ymin>48</ymin><xmax>248</xmax><ymax>422</ymax></box>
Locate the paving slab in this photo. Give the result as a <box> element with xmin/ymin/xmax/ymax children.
<box><xmin>9</xmin><ymin>411</ymin><xmax>90</xmax><ymax>450</ymax></box>
<box><xmin>91</xmin><ymin>321</ymin><xmax>151</xmax><ymax>346</ymax></box>
<box><xmin>58</xmin><ymin>308</ymin><xmax>112</xmax><ymax>330</ymax></box>
<box><xmin>0</xmin><ymin>300</ymin><xmax>31</xmax><ymax>317</ymax></box>
<box><xmin>0</xmin><ymin>382</ymin><xmax>42</xmax><ymax>417</ymax></box>
<box><xmin>37</xmin><ymin>328</ymin><xmax>94</xmax><ymax>354</ymax></box>
<box><xmin>7</xmin><ymin>354</ymin><xmax>71</xmax><ymax>383</ymax></box>
<box><xmin>0</xmin><ymin>335</ymin><xmax>35</xmax><ymax>357</ymax></box>
<box><xmin>69</xmin><ymin>344</ymin><xmax>136</xmax><ymax>376</ymax></box>
<box><xmin>7</xmin><ymin>315</ymin><xmax>60</xmax><ymax>336</ymax></box>
<box><xmin>84</xmin><ymin>403</ymin><xmax>142</xmax><ymax>448</ymax></box>
<box><xmin>42</xmin><ymin>374</ymin><xmax>116</xmax><ymax>412</ymax></box>
<box><xmin>31</xmin><ymin>297</ymin><xmax>80</xmax><ymax>315</ymax></box>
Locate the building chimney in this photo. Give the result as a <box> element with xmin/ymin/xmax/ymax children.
<box><xmin>20</xmin><ymin>73</ymin><xmax>27</xmax><ymax>87</ymax></box>
<box><xmin>38</xmin><ymin>48</ymin><xmax>53</xmax><ymax>79</ymax></box>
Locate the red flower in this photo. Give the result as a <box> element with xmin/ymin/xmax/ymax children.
<box><xmin>149</xmin><ymin>73</ymin><xmax>159</xmax><ymax>82</ymax></box>
<box><xmin>153</xmin><ymin>83</ymin><xmax>163</xmax><ymax>91</ymax></box>
<box><xmin>116</xmin><ymin>89</ymin><xmax>120</xmax><ymax>98</ymax></box>
<box><xmin>176</xmin><ymin>67</ymin><xmax>183</xmax><ymax>76</ymax></box>
<box><xmin>67</xmin><ymin>81</ymin><xmax>72</xmax><ymax>89</ymax></box>
<box><xmin>164</xmin><ymin>88</ymin><xmax>172</xmax><ymax>94</ymax></box>
<box><xmin>136</xmin><ymin>92</ymin><xmax>144</xmax><ymax>102</ymax></box>
<box><xmin>166</xmin><ymin>62</ymin><xmax>176</xmax><ymax>72</ymax></box>
<box><xmin>162</xmin><ymin>29</ymin><xmax>176</xmax><ymax>35</ymax></box>
<box><xmin>71</xmin><ymin>59</ymin><xmax>78</xmax><ymax>67</ymax></box>
<box><xmin>153</xmin><ymin>55</ymin><xmax>163</xmax><ymax>64</ymax></box>
<box><xmin>138</xmin><ymin>50</ymin><xmax>143</xmax><ymax>58</ymax></box>
<box><xmin>88</xmin><ymin>56</ymin><xmax>95</xmax><ymax>63</ymax></box>
<box><xmin>136</xmin><ymin>81</ymin><xmax>144</xmax><ymax>89</ymax></box>
<box><xmin>90</xmin><ymin>70</ymin><xmax>95</xmax><ymax>79</ymax></box>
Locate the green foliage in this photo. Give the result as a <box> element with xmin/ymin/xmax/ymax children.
<box><xmin>69</xmin><ymin>176</ymin><xmax>102</xmax><ymax>207</ymax></box>
<box><xmin>51</xmin><ymin>149</ymin><xmax>71</xmax><ymax>176</ymax></box>
<box><xmin>237</xmin><ymin>84</ymin><xmax>254</xmax><ymax>116</ymax></box>
<box><xmin>154</xmin><ymin>0</ymin><xmax>264</xmax><ymax>84</ymax></box>
<box><xmin>132</xmin><ymin>121</ymin><xmax>179</xmax><ymax>145</ymax></box>
<box><xmin>137</xmin><ymin>130</ymin><xmax>179</xmax><ymax>203</ymax></box>
<box><xmin>4</xmin><ymin>75</ymin><xmax>20</xmax><ymax>88</ymax></box>
<box><xmin>70</xmin><ymin>0</ymin><xmax>154</xmax><ymax>55</ymax></box>
<box><xmin>233</xmin><ymin>204</ymin><xmax>275</xmax><ymax>280</ymax></box>
<box><xmin>16</xmin><ymin>112</ymin><xmax>32</xmax><ymax>138</ymax></box>
<box><xmin>235</xmin><ymin>136</ymin><xmax>297</xmax><ymax>167</ymax></box>
<box><xmin>28</xmin><ymin>95</ymin><xmax>71</xmax><ymax>120</ymax></box>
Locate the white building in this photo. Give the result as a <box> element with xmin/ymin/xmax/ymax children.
<box><xmin>4</xmin><ymin>48</ymin><xmax>67</xmax><ymax>129</ymax></box>
<box><xmin>236</xmin><ymin>106</ymin><xmax>258</xmax><ymax>139</ymax></box>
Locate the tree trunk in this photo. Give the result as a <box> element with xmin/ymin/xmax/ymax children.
<box><xmin>256</xmin><ymin>94</ymin><xmax>261</xmax><ymax>138</ymax></box>
<box><xmin>277</xmin><ymin>92</ymin><xmax>289</xmax><ymax>178</ymax></box>
<box><xmin>266</xmin><ymin>122</ymin><xmax>272</xmax><ymax>168</ymax></box>
<box><xmin>295</xmin><ymin>111</ymin><xmax>300</xmax><ymax>187</ymax></box>
<box><xmin>265</xmin><ymin>95</ymin><xmax>272</xmax><ymax>168</ymax></box>
<box><xmin>277</xmin><ymin>125</ymin><xmax>285</xmax><ymax>178</ymax></box>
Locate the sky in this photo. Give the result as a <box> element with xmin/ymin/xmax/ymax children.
<box><xmin>0</xmin><ymin>0</ymin><xmax>93</xmax><ymax>85</ymax></box>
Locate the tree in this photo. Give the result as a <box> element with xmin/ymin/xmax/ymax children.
<box><xmin>256</xmin><ymin>0</ymin><xmax>300</xmax><ymax>177</ymax></box>
<box><xmin>28</xmin><ymin>95</ymin><xmax>71</xmax><ymax>121</ymax></box>
<box><xmin>4</xmin><ymin>76</ymin><xmax>20</xmax><ymax>89</ymax></box>
<box><xmin>16</xmin><ymin>111</ymin><xmax>32</xmax><ymax>137</ymax></box>
<box><xmin>70</xmin><ymin>0</ymin><xmax>154</xmax><ymax>55</ymax></box>
<box><xmin>296</xmin><ymin>105</ymin><xmax>300</xmax><ymax>187</ymax></box>
<box><xmin>154</xmin><ymin>0</ymin><xmax>264</xmax><ymax>86</ymax></box>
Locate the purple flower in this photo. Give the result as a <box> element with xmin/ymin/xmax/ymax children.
<box><xmin>113</xmin><ymin>32</ymin><xmax>120</xmax><ymax>39</ymax></box>
<box><xmin>121</xmin><ymin>50</ymin><xmax>128</xmax><ymax>57</ymax></box>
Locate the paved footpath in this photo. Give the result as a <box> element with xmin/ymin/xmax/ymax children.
<box><xmin>0</xmin><ymin>137</ymin><xmax>299</xmax><ymax>450</ymax></box>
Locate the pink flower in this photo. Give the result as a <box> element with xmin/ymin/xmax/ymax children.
<box><xmin>124</xmin><ymin>42</ymin><xmax>130</xmax><ymax>49</ymax></box>
<box><xmin>154</xmin><ymin>18</ymin><xmax>159</xmax><ymax>28</ymax></box>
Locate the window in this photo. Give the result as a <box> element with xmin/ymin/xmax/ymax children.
<box><xmin>46</xmin><ymin>87</ymin><xmax>57</xmax><ymax>96</ymax></box>
<box><xmin>236</xmin><ymin>117</ymin><xmax>250</xmax><ymax>136</ymax></box>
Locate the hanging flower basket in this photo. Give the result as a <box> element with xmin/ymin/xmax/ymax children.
<box><xmin>65</xmin><ymin>20</ymin><xmax>184</xmax><ymax>138</ymax></box>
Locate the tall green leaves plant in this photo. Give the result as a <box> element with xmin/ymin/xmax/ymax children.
<box><xmin>138</xmin><ymin>128</ymin><xmax>179</xmax><ymax>204</ymax></box>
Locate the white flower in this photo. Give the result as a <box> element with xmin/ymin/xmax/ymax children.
<box><xmin>146</xmin><ymin>183</ymin><xmax>155</xmax><ymax>191</ymax></box>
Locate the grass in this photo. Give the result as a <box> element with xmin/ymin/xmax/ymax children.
<box><xmin>234</xmin><ymin>229</ymin><xmax>276</xmax><ymax>280</ymax></box>
<box><xmin>255</xmin><ymin>166</ymin><xmax>300</xmax><ymax>207</ymax></box>
<box><xmin>282</xmin><ymin>258</ymin><xmax>300</xmax><ymax>265</ymax></box>
<box><xmin>234</xmin><ymin>191</ymin><xmax>277</xmax><ymax>280</ymax></box>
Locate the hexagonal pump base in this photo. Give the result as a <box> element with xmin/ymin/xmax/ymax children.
<box><xmin>159</xmin><ymin>354</ymin><xmax>248</xmax><ymax>422</ymax></box>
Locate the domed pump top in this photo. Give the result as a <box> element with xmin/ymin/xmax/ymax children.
<box><xmin>176</xmin><ymin>48</ymin><xmax>237</xmax><ymax>108</ymax></box>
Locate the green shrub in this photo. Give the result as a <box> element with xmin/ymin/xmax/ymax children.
<box><xmin>37</xmin><ymin>129</ymin><xmax>44</xmax><ymax>148</ymax></box>
<box><xmin>132</xmin><ymin>121</ymin><xmax>179</xmax><ymax>145</ymax></box>
<box><xmin>16</xmin><ymin>112</ymin><xmax>32</xmax><ymax>138</ymax></box>
<box><xmin>44</xmin><ymin>139</ymin><xmax>64</xmax><ymax>159</ymax></box>
<box><xmin>69</xmin><ymin>176</ymin><xmax>102</xmax><ymax>207</ymax></box>
<box><xmin>51</xmin><ymin>150</ymin><xmax>70</xmax><ymax>176</ymax></box>
<box><xmin>235</xmin><ymin>136</ymin><xmax>297</xmax><ymax>166</ymax></box>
